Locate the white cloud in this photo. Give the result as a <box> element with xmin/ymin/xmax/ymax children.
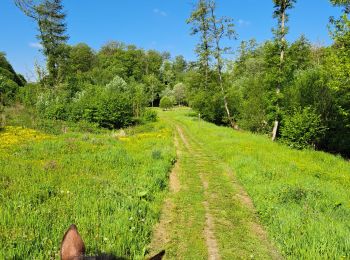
<box><xmin>29</xmin><ymin>42</ymin><xmax>43</xmax><ymax>49</ymax></box>
<box><xmin>153</xmin><ymin>8</ymin><xmax>167</xmax><ymax>17</ymax></box>
<box><xmin>238</xmin><ymin>19</ymin><xmax>251</xmax><ymax>27</ymax></box>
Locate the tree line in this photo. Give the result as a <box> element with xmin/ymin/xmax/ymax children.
<box><xmin>186</xmin><ymin>0</ymin><xmax>349</xmax><ymax>156</ymax></box>
<box><xmin>0</xmin><ymin>0</ymin><xmax>349</xmax><ymax>156</ymax></box>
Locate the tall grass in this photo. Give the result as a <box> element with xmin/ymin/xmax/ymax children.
<box><xmin>0</xmin><ymin>120</ymin><xmax>175</xmax><ymax>259</ymax></box>
<box><xmin>164</xmin><ymin>108</ymin><xmax>350</xmax><ymax>259</ymax></box>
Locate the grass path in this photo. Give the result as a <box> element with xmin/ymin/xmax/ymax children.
<box><xmin>149</xmin><ymin>110</ymin><xmax>281</xmax><ymax>259</ymax></box>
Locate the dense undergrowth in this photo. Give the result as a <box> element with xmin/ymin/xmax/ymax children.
<box><xmin>0</xmin><ymin>110</ymin><xmax>175</xmax><ymax>259</ymax></box>
<box><xmin>164</xmin><ymin>108</ymin><xmax>350</xmax><ymax>259</ymax></box>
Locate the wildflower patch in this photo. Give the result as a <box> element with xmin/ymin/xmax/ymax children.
<box><xmin>0</xmin><ymin>126</ymin><xmax>50</xmax><ymax>149</ymax></box>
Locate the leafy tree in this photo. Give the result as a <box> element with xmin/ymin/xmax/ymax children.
<box><xmin>0</xmin><ymin>76</ymin><xmax>19</xmax><ymax>105</ymax></box>
<box><xmin>271</xmin><ymin>0</ymin><xmax>297</xmax><ymax>141</ymax></box>
<box><xmin>208</xmin><ymin>0</ymin><xmax>237</xmax><ymax>128</ymax></box>
<box><xmin>129</xmin><ymin>81</ymin><xmax>148</xmax><ymax>118</ymax></box>
<box><xmin>144</xmin><ymin>50</ymin><xmax>164</xmax><ymax>76</ymax></box>
<box><xmin>173</xmin><ymin>55</ymin><xmax>187</xmax><ymax>78</ymax></box>
<box><xmin>69</xmin><ymin>43</ymin><xmax>95</xmax><ymax>73</ymax></box>
<box><xmin>173</xmin><ymin>83</ymin><xmax>186</xmax><ymax>105</ymax></box>
<box><xmin>16</xmin><ymin>0</ymin><xmax>69</xmax><ymax>86</ymax></box>
<box><xmin>144</xmin><ymin>74</ymin><xmax>161</xmax><ymax>107</ymax></box>
<box><xmin>187</xmin><ymin>0</ymin><xmax>211</xmax><ymax>89</ymax></box>
<box><xmin>0</xmin><ymin>53</ymin><xmax>23</xmax><ymax>106</ymax></box>
<box><xmin>160</xmin><ymin>96</ymin><xmax>173</xmax><ymax>110</ymax></box>
<box><xmin>160</xmin><ymin>61</ymin><xmax>176</xmax><ymax>86</ymax></box>
<box><xmin>0</xmin><ymin>52</ymin><xmax>25</xmax><ymax>86</ymax></box>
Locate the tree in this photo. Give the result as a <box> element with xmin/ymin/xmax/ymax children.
<box><xmin>160</xmin><ymin>96</ymin><xmax>173</xmax><ymax>110</ymax></box>
<box><xmin>69</xmin><ymin>43</ymin><xmax>95</xmax><ymax>73</ymax></box>
<box><xmin>173</xmin><ymin>83</ymin><xmax>186</xmax><ymax>105</ymax></box>
<box><xmin>187</xmin><ymin>0</ymin><xmax>211</xmax><ymax>89</ymax></box>
<box><xmin>326</xmin><ymin>0</ymin><xmax>350</xmax><ymax>155</ymax></box>
<box><xmin>173</xmin><ymin>55</ymin><xmax>187</xmax><ymax>75</ymax></box>
<box><xmin>208</xmin><ymin>0</ymin><xmax>237</xmax><ymax>128</ymax></box>
<box><xmin>129</xmin><ymin>81</ymin><xmax>148</xmax><ymax>118</ymax></box>
<box><xmin>144</xmin><ymin>50</ymin><xmax>163</xmax><ymax>76</ymax></box>
<box><xmin>143</xmin><ymin>74</ymin><xmax>160</xmax><ymax>107</ymax></box>
<box><xmin>160</xmin><ymin>60</ymin><xmax>175</xmax><ymax>86</ymax></box>
<box><xmin>0</xmin><ymin>52</ymin><xmax>25</xmax><ymax>86</ymax></box>
<box><xmin>15</xmin><ymin>0</ymin><xmax>69</xmax><ymax>86</ymax></box>
<box><xmin>271</xmin><ymin>0</ymin><xmax>297</xmax><ymax>141</ymax></box>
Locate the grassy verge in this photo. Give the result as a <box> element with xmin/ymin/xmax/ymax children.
<box><xmin>0</xmin><ymin>112</ymin><xmax>175</xmax><ymax>259</ymax></box>
<box><xmin>161</xmin><ymin>107</ymin><xmax>350</xmax><ymax>259</ymax></box>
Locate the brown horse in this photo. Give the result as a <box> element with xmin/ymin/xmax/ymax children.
<box><xmin>60</xmin><ymin>224</ymin><xmax>165</xmax><ymax>260</ymax></box>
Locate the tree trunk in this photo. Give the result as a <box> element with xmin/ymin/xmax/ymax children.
<box><xmin>272</xmin><ymin>1</ymin><xmax>286</xmax><ymax>141</ymax></box>
<box><xmin>218</xmin><ymin>69</ymin><xmax>236</xmax><ymax>129</ymax></box>
<box><xmin>209</xmin><ymin>4</ymin><xmax>236</xmax><ymax>129</ymax></box>
<box><xmin>272</xmin><ymin>120</ymin><xmax>279</xmax><ymax>141</ymax></box>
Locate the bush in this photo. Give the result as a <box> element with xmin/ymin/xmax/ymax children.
<box><xmin>36</xmin><ymin>90</ymin><xmax>69</xmax><ymax>120</ymax></box>
<box><xmin>18</xmin><ymin>83</ymin><xmax>42</xmax><ymax>107</ymax></box>
<box><xmin>69</xmin><ymin>76</ymin><xmax>134</xmax><ymax>129</ymax></box>
<box><xmin>141</xmin><ymin>109</ymin><xmax>158</xmax><ymax>122</ymax></box>
<box><xmin>280</xmin><ymin>107</ymin><xmax>327</xmax><ymax>150</ymax></box>
<box><xmin>0</xmin><ymin>75</ymin><xmax>19</xmax><ymax>106</ymax></box>
<box><xmin>160</xmin><ymin>96</ymin><xmax>173</xmax><ymax>110</ymax></box>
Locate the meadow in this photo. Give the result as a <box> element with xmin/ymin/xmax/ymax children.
<box><xmin>1</xmin><ymin>107</ymin><xmax>350</xmax><ymax>259</ymax></box>
<box><xmin>0</xmin><ymin>114</ymin><xmax>175</xmax><ymax>259</ymax></box>
<box><xmin>162</xmin><ymin>108</ymin><xmax>350</xmax><ymax>259</ymax></box>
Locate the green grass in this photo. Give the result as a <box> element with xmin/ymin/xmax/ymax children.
<box><xmin>161</xmin><ymin>107</ymin><xmax>350</xmax><ymax>259</ymax></box>
<box><xmin>2</xmin><ymin>106</ymin><xmax>349</xmax><ymax>259</ymax></box>
<box><xmin>152</xmin><ymin>110</ymin><xmax>280</xmax><ymax>259</ymax></box>
<box><xmin>0</xmin><ymin>118</ymin><xmax>175</xmax><ymax>259</ymax></box>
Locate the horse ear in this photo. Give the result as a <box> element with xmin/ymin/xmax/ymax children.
<box><xmin>148</xmin><ymin>250</ymin><xmax>165</xmax><ymax>260</ymax></box>
<box><xmin>60</xmin><ymin>224</ymin><xmax>85</xmax><ymax>260</ymax></box>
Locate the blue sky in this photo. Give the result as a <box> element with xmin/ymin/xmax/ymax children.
<box><xmin>0</xmin><ymin>0</ymin><xmax>342</xmax><ymax>79</ymax></box>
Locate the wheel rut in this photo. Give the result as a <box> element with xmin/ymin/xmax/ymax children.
<box><xmin>150</xmin><ymin>120</ymin><xmax>281</xmax><ymax>259</ymax></box>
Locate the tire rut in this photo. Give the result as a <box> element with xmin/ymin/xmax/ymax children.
<box><xmin>176</xmin><ymin>126</ymin><xmax>221</xmax><ymax>260</ymax></box>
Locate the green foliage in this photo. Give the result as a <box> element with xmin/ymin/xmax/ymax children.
<box><xmin>18</xmin><ymin>83</ymin><xmax>43</xmax><ymax>107</ymax></box>
<box><xmin>69</xmin><ymin>77</ymin><xmax>134</xmax><ymax>129</ymax></box>
<box><xmin>0</xmin><ymin>104</ymin><xmax>4</xmax><ymax>129</ymax></box>
<box><xmin>69</xmin><ymin>43</ymin><xmax>95</xmax><ymax>73</ymax></box>
<box><xmin>173</xmin><ymin>83</ymin><xmax>186</xmax><ymax>105</ymax></box>
<box><xmin>141</xmin><ymin>109</ymin><xmax>158</xmax><ymax>123</ymax></box>
<box><xmin>280</xmin><ymin>107</ymin><xmax>327</xmax><ymax>149</ymax></box>
<box><xmin>0</xmin><ymin>52</ymin><xmax>25</xmax><ymax>86</ymax></box>
<box><xmin>0</xmin><ymin>53</ymin><xmax>23</xmax><ymax>107</ymax></box>
<box><xmin>272</xmin><ymin>0</ymin><xmax>297</xmax><ymax>38</ymax></box>
<box><xmin>35</xmin><ymin>76</ymin><xmax>135</xmax><ymax>129</ymax></box>
<box><xmin>36</xmin><ymin>0</ymin><xmax>69</xmax><ymax>85</ymax></box>
<box><xmin>15</xmin><ymin>0</ymin><xmax>69</xmax><ymax>85</ymax></box>
<box><xmin>0</xmin><ymin>75</ymin><xmax>19</xmax><ymax>106</ymax></box>
<box><xmin>159</xmin><ymin>96</ymin><xmax>173</xmax><ymax>110</ymax></box>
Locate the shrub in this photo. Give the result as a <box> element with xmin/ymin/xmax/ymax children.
<box><xmin>69</xmin><ymin>76</ymin><xmax>134</xmax><ymax>129</ymax></box>
<box><xmin>141</xmin><ymin>109</ymin><xmax>158</xmax><ymax>122</ymax></box>
<box><xmin>34</xmin><ymin>76</ymin><xmax>144</xmax><ymax>130</ymax></box>
<box><xmin>36</xmin><ymin>90</ymin><xmax>69</xmax><ymax>120</ymax></box>
<box><xmin>280</xmin><ymin>107</ymin><xmax>327</xmax><ymax>150</ymax></box>
<box><xmin>160</xmin><ymin>96</ymin><xmax>173</xmax><ymax>110</ymax></box>
<box><xmin>18</xmin><ymin>83</ymin><xmax>42</xmax><ymax>107</ymax></box>
<box><xmin>0</xmin><ymin>75</ymin><xmax>19</xmax><ymax>105</ymax></box>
